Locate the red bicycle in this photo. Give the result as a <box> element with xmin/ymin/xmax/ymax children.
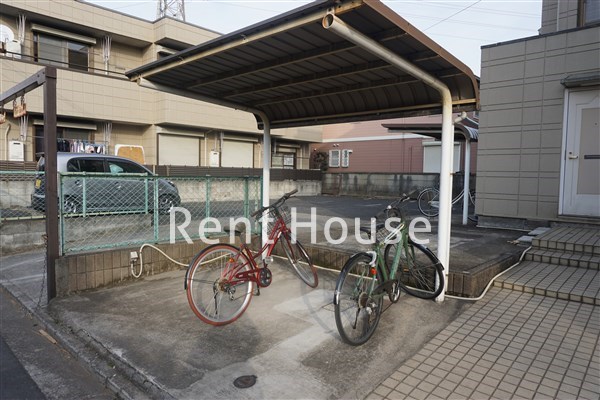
<box><xmin>184</xmin><ymin>189</ymin><xmax>318</xmax><ymax>325</ymax></box>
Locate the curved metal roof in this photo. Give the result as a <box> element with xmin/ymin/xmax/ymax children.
<box><xmin>126</xmin><ymin>0</ymin><xmax>479</xmax><ymax>129</ymax></box>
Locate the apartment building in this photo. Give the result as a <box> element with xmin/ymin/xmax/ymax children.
<box><xmin>311</xmin><ymin>114</ymin><xmax>478</xmax><ymax>174</ymax></box>
<box><xmin>476</xmin><ymin>0</ymin><xmax>599</xmax><ymax>227</ymax></box>
<box><xmin>0</xmin><ymin>0</ymin><xmax>320</xmax><ymax>168</ymax></box>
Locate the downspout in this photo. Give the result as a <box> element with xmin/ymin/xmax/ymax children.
<box><xmin>462</xmin><ymin>138</ymin><xmax>471</xmax><ymax>225</ymax></box>
<box><xmin>323</xmin><ymin>13</ymin><xmax>454</xmax><ymax>301</ymax></box>
<box><xmin>4</xmin><ymin>124</ymin><xmax>11</xmax><ymax>160</ymax></box>
<box><xmin>454</xmin><ymin>111</ymin><xmax>470</xmax><ymax>225</ymax></box>
<box><xmin>135</xmin><ymin>78</ymin><xmax>272</xmax><ymax>250</ymax></box>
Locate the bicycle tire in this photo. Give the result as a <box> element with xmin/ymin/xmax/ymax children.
<box><xmin>334</xmin><ymin>253</ymin><xmax>383</xmax><ymax>346</ymax></box>
<box><xmin>186</xmin><ymin>243</ymin><xmax>254</xmax><ymax>326</ymax></box>
<box><xmin>384</xmin><ymin>239</ymin><xmax>444</xmax><ymax>299</ymax></box>
<box><xmin>417</xmin><ymin>188</ymin><xmax>440</xmax><ymax>217</ymax></box>
<box><xmin>280</xmin><ymin>233</ymin><xmax>318</xmax><ymax>288</ymax></box>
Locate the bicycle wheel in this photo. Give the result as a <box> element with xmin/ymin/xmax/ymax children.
<box><xmin>384</xmin><ymin>239</ymin><xmax>444</xmax><ymax>299</ymax></box>
<box><xmin>186</xmin><ymin>243</ymin><xmax>254</xmax><ymax>326</ymax></box>
<box><xmin>280</xmin><ymin>233</ymin><xmax>318</xmax><ymax>288</ymax></box>
<box><xmin>334</xmin><ymin>253</ymin><xmax>383</xmax><ymax>346</ymax></box>
<box><xmin>417</xmin><ymin>188</ymin><xmax>440</xmax><ymax>217</ymax></box>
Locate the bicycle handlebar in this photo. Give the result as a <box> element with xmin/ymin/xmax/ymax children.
<box><xmin>251</xmin><ymin>189</ymin><xmax>298</xmax><ymax>218</ymax></box>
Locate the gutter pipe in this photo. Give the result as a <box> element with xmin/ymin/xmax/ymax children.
<box><xmin>454</xmin><ymin>111</ymin><xmax>470</xmax><ymax>226</ymax></box>
<box><xmin>323</xmin><ymin>12</ymin><xmax>454</xmax><ymax>301</ymax></box>
<box><xmin>135</xmin><ymin>78</ymin><xmax>271</xmax><ymax>250</ymax></box>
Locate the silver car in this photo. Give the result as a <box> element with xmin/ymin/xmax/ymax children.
<box><xmin>31</xmin><ymin>153</ymin><xmax>180</xmax><ymax>215</ymax></box>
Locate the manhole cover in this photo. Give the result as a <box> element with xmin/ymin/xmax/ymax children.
<box><xmin>233</xmin><ymin>375</ymin><xmax>257</xmax><ymax>389</ymax></box>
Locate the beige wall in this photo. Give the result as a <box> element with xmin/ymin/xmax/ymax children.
<box><xmin>0</xmin><ymin>0</ymin><xmax>319</xmax><ymax>166</ymax></box>
<box><xmin>478</xmin><ymin>25</ymin><xmax>600</xmax><ymax>221</ymax></box>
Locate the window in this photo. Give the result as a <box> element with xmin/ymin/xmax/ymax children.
<box><xmin>272</xmin><ymin>152</ymin><xmax>296</xmax><ymax>169</ymax></box>
<box><xmin>68</xmin><ymin>159</ymin><xmax>105</xmax><ymax>173</ymax></box>
<box><xmin>108</xmin><ymin>160</ymin><xmax>147</xmax><ymax>174</ymax></box>
<box><xmin>582</xmin><ymin>0</ymin><xmax>600</xmax><ymax>25</ymax></box>
<box><xmin>34</xmin><ymin>33</ymin><xmax>89</xmax><ymax>71</ymax></box>
<box><xmin>341</xmin><ymin>149</ymin><xmax>351</xmax><ymax>168</ymax></box>
<box><xmin>34</xmin><ymin>126</ymin><xmax>92</xmax><ymax>158</ymax></box>
<box><xmin>329</xmin><ymin>149</ymin><xmax>340</xmax><ymax>167</ymax></box>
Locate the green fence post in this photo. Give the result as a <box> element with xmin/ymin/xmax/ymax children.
<box><xmin>59</xmin><ymin>173</ymin><xmax>65</xmax><ymax>255</ymax></box>
<box><xmin>243</xmin><ymin>177</ymin><xmax>250</xmax><ymax>219</ymax></box>
<box><xmin>82</xmin><ymin>174</ymin><xmax>87</xmax><ymax>217</ymax></box>
<box><xmin>154</xmin><ymin>175</ymin><xmax>159</xmax><ymax>241</ymax></box>
<box><xmin>144</xmin><ymin>176</ymin><xmax>149</xmax><ymax>214</ymax></box>
<box><xmin>205</xmin><ymin>177</ymin><xmax>211</xmax><ymax>219</ymax></box>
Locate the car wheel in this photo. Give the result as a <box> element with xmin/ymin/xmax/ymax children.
<box><xmin>158</xmin><ymin>194</ymin><xmax>177</xmax><ymax>215</ymax></box>
<box><xmin>63</xmin><ymin>197</ymin><xmax>80</xmax><ymax>214</ymax></box>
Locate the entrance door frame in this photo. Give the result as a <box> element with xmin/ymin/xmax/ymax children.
<box><xmin>559</xmin><ymin>87</ymin><xmax>600</xmax><ymax>217</ymax></box>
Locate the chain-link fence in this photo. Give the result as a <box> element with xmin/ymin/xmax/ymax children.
<box><xmin>1</xmin><ymin>170</ymin><xmax>262</xmax><ymax>253</ymax></box>
<box><xmin>0</xmin><ymin>170</ymin><xmax>45</xmax><ymax>221</ymax></box>
<box><xmin>58</xmin><ymin>174</ymin><xmax>262</xmax><ymax>254</ymax></box>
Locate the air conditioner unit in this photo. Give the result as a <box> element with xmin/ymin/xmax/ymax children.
<box><xmin>9</xmin><ymin>140</ymin><xmax>24</xmax><ymax>161</ymax></box>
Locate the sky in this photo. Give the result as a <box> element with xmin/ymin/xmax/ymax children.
<box><xmin>86</xmin><ymin>0</ymin><xmax>543</xmax><ymax>76</ymax></box>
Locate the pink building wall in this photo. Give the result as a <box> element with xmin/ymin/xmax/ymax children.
<box><xmin>311</xmin><ymin>116</ymin><xmax>478</xmax><ymax>174</ymax></box>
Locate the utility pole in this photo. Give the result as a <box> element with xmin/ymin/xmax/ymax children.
<box><xmin>157</xmin><ymin>0</ymin><xmax>186</xmax><ymax>21</ymax></box>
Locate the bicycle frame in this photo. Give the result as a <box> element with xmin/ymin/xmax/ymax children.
<box><xmin>219</xmin><ymin>213</ymin><xmax>291</xmax><ymax>287</ymax></box>
<box><xmin>354</xmin><ymin>223</ymin><xmax>407</xmax><ymax>300</ymax></box>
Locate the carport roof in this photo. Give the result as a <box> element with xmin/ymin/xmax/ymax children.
<box><xmin>126</xmin><ymin>0</ymin><xmax>479</xmax><ymax>130</ymax></box>
<box><xmin>382</xmin><ymin>122</ymin><xmax>479</xmax><ymax>141</ymax></box>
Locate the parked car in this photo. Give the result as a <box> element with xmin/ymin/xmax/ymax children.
<box><xmin>31</xmin><ymin>153</ymin><xmax>181</xmax><ymax>215</ymax></box>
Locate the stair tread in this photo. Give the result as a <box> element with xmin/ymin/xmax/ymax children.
<box><xmin>532</xmin><ymin>227</ymin><xmax>600</xmax><ymax>255</ymax></box>
<box><xmin>495</xmin><ymin>260</ymin><xmax>600</xmax><ymax>304</ymax></box>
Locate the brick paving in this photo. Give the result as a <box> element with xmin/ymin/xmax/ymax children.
<box><xmin>367</xmin><ymin>288</ymin><xmax>600</xmax><ymax>400</ymax></box>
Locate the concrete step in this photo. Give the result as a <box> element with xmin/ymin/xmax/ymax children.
<box><xmin>532</xmin><ymin>226</ymin><xmax>600</xmax><ymax>256</ymax></box>
<box><xmin>524</xmin><ymin>248</ymin><xmax>600</xmax><ymax>270</ymax></box>
<box><xmin>494</xmin><ymin>260</ymin><xmax>600</xmax><ymax>305</ymax></box>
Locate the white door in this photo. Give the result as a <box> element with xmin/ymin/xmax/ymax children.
<box><xmin>561</xmin><ymin>90</ymin><xmax>600</xmax><ymax>217</ymax></box>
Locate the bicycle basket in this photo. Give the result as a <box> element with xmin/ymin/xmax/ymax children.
<box><xmin>264</xmin><ymin>205</ymin><xmax>291</xmax><ymax>235</ymax></box>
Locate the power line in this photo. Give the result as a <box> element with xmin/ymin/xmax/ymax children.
<box><xmin>422</xmin><ymin>0</ymin><xmax>483</xmax><ymax>31</ymax></box>
<box><xmin>384</xmin><ymin>0</ymin><xmax>541</xmax><ymax>18</ymax></box>
<box><xmin>401</xmin><ymin>13</ymin><xmax>538</xmax><ymax>33</ymax></box>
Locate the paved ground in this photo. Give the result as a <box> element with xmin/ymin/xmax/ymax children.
<box><xmin>1</xmin><ymin>195</ymin><xmax>598</xmax><ymax>399</ymax></box>
<box><xmin>367</xmin><ymin>287</ymin><xmax>599</xmax><ymax>400</ymax></box>
<box><xmin>4</xmin><ymin>255</ymin><xmax>469</xmax><ymax>399</ymax></box>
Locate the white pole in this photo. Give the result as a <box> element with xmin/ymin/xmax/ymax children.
<box><xmin>453</xmin><ymin>112</ymin><xmax>469</xmax><ymax>226</ymax></box>
<box><xmin>262</xmin><ymin>120</ymin><xmax>271</xmax><ymax>252</ymax></box>
<box><xmin>463</xmin><ymin>139</ymin><xmax>471</xmax><ymax>225</ymax></box>
<box><xmin>323</xmin><ymin>13</ymin><xmax>454</xmax><ymax>301</ymax></box>
<box><xmin>436</xmin><ymin>107</ymin><xmax>454</xmax><ymax>301</ymax></box>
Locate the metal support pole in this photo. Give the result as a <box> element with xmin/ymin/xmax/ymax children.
<box><xmin>43</xmin><ymin>67</ymin><xmax>58</xmax><ymax>301</ymax></box>
<box><xmin>0</xmin><ymin>67</ymin><xmax>57</xmax><ymax>300</ymax></box>
<box><xmin>463</xmin><ymin>140</ymin><xmax>471</xmax><ymax>225</ymax></box>
<box><xmin>323</xmin><ymin>13</ymin><xmax>454</xmax><ymax>301</ymax></box>
<box><xmin>262</xmin><ymin>120</ymin><xmax>271</xmax><ymax>252</ymax></box>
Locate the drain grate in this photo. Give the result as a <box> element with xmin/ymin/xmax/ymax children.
<box><xmin>233</xmin><ymin>375</ymin><xmax>257</xmax><ymax>389</ymax></box>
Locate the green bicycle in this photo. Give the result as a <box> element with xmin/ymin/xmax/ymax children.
<box><xmin>333</xmin><ymin>196</ymin><xmax>445</xmax><ymax>345</ymax></box>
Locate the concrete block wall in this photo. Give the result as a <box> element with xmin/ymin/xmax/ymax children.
<box><xmin>0</xmin><ymin>219</ymin><xmax>45</xmax><ymax>255</ymax></box>
<box><xmin>54</xmin><ymin>240</ymin><xmax>213</xmax><ymax>297</ymax></box>
<box><xmin>322</xmin><ymin>172</ymin><xmax>474</xmax><ymax>198</ymax></box>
